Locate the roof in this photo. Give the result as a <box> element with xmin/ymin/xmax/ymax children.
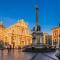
<box><xmin>52</xmin><ymin>27</ymin><xmax>60</xmax><ymax>30</ymax></box>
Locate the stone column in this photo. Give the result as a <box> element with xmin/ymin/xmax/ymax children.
<box><xmin>57</xmin><ymin>29</ymin><xmax>59</xmax><ymax>48</ymax></box>
<box><xmin>52</xmin><ymin>33</ymin><xmax>54</xmax><ymax>47</ymax></box>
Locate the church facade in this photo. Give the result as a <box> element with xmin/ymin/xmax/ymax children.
<box><xmin>0</xmin><ymin>19</ymin><xmax>32</xmax><ymax>48</ymax></box>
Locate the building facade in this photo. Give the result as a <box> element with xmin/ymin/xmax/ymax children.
<box><xmin>42</xmin><ymin>32</ymin><xmax>48</xmax><ymax>45</ymax></box>
<box><xmin>52</xmin><ymin>26</ymin><xmax>60</xmax><ymax>48</ymax></box>
<box><xmin>0</xmin><ymin>19</ymin><xmax>32</xmax><ymax>48</ymax></box>
<box><xmin>42</xmin><ymin>32</ymin><xmax>52</xmax><ymax>47</ymax></box>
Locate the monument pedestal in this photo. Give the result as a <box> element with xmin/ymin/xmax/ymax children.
<box><xmin>32</xmin><ymin>31</ymin><xmax>43</xmax><ymax>47</ymax></box>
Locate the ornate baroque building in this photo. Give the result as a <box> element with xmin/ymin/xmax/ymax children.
<box><xmin>52</xmin><ymin>25</ymin><xmax>60</xmax><ymax>48</ymax></box>
<box><xmin>0</xmin><ymin>22</ymin><xmax>5</xmax><ymax>41</ymax></box>
<box><xmin>0</xmin><ymin>19</ymin><xmax>32</xmax><ymax>48</ymax></box>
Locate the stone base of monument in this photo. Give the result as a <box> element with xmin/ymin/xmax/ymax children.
<box><xmin>22</xmin><ymin>46</ymin><xmax>56</xmax><ymax>53</ymax></box>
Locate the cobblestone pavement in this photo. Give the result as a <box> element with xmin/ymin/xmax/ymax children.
<box><xmin>0</xmin><ymin>49</ymin><xmax>58</xmax><ymax>60</ymax></box>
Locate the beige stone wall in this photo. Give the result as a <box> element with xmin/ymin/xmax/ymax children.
<box><xmin>0</xmin><ymin>19</ymin><xmax>32</xmax><ymax>48</ymax></box>
<box><xmin>42</xmin><ymin>32</ymin><xmax>48</xmax><ymax>44</ymax></box>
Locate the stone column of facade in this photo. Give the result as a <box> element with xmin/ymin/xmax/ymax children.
<box><xmin>57</xmin><ymin>29</ymin><xmax>59</xmax><ymax>48</ymax></box>
<box><xmin>52</xmin><ymin>33</ymin><xmax>54</xmax><ymax>47</ymax></box>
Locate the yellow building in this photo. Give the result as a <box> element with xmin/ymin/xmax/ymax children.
<box><xmin>42</xmin><ymin>32</ymin><xmax>48</xmax><ymax>45</ymax></box>
<box><xmin>43</xmin><ymin>32</ymin><xmax>52</xmax><ymax>46</ymax></box>
<box><xmin>0</xmin><ymin>19</ymin><xmax>32</xmax><ymax>48</ymax></box>
<box><xmin>0</xmin><ymin>22</ymin><xmax>5</xmax><ymax>41</ymax></box>
<box><xmin>52</xmin><ymin>25</ymin><xmax>60</xmax><ymax>48</ymax></box>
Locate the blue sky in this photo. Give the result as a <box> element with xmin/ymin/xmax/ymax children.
<box><xmin>0</xmin><ymin>0</ymin><xmax>60</xmax><ymax>34</ymax></box>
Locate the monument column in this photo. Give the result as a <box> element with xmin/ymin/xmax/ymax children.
<box><xmin>32</xmin><ymin>0</ymin><xmax>42</xmax><ymax>47</ymax></box>
<box><xmin>35</xmin><ymin>5</ymin><xmax>38</xmax><ymax>31</ymax></box>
